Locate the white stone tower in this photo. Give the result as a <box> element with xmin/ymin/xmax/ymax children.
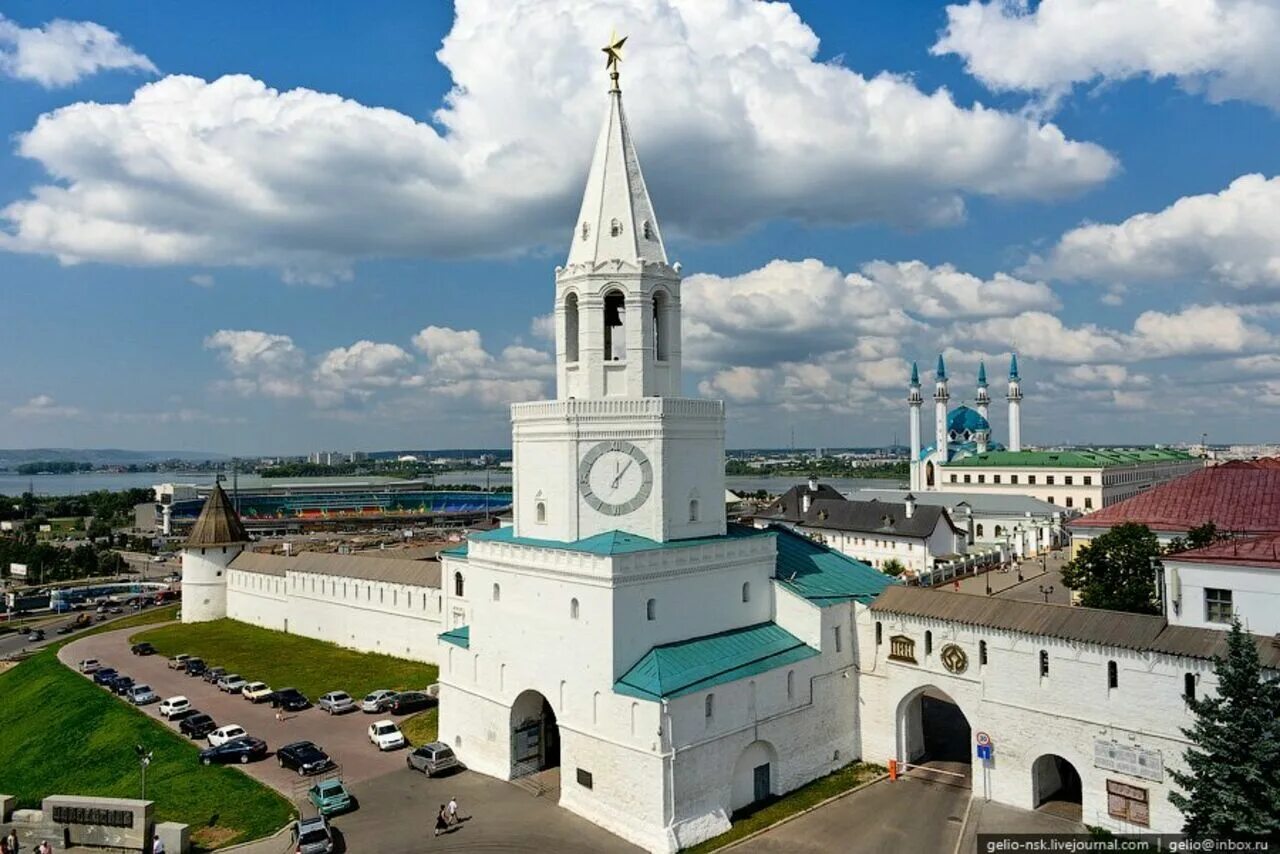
<box><xmin>510</xmin><ymin>47</ymin><xmax>725</xmax><ymax>544</ymax></box>
<box><xmin>975</xmin><ymin>360</ymin><xmax>990</xmax><ymax>423</ymax></box>
<box><xmin>180</xmin><ymin>482</ymin><xmax>248</xmax><ymax>623</ymax></box>
<box><xmin>933</xmin><ymin>354</ymin><xmax>950</xmax><ymax>465</ymax></box>
<box><xmin>907</xmin><ymin>361</ymin><xmax>923</xmax><ymax>492</ymax></box>
<box><xmin>1007</xmin><ymin>353</ymin><xmax>1023</xmax><ymax>453</ymax></box>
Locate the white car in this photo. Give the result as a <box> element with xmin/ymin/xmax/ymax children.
<box><xmin>208</xmin><ymin>725</ymin><xmax>248</xmax><ymax>746</ymax></box>
<box><xmin>78</xmin><ymin>658</ymin><xmax>101</xmax><ymax>673</ymax></box>
<box><xmin>242</xmin><ymin>682</ymin><xmax>273</xmax><ymax>703</ymax></box>
<box><xmin>167</xmin><ymin>654</ymin><xmax>192</xmax><ymax>670</ymax></box>
<box><xmin>360</xmin><ymin>689</ymin><xmax>396</xmax><ymax>713</ymax></box>
<box><xmin>368</xmin><ymin>719</ymin><xmax>406</xmax><ymax>751</ymax></box>
<box><xmin>159</xmin><ymin>696</ymin><xmax>191</xmax><ymax>719</ymax></box>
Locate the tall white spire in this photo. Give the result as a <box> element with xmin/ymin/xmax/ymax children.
<box><xmin>565</xmin><ymin>66</ymin><xmax>667</xmax><ymax>267</ymax></box>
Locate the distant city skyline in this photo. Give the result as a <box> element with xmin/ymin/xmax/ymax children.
<box><xmin>2</xmin><ymin>1</ymin><xmax>1279</xmax><ymax>453</ymax></box>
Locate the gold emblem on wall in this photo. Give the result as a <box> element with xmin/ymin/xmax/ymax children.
<box><xmin>940</xmin><ymin>643</ymin><xmax>968</xmax><ymax>674</ymax></box>
<box><xmin>889</xmin><ymin>635</ymin><xmax>917</xmax><ymax>663</ymax></box>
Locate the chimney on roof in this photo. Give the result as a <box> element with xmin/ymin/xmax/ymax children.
<box><xmin>905</xmin><ymin>493</ymin><xmax>916</xmax><ymax>519</ymax></box>
<box><xmin>807</xmin><ymin>474</ymin><xmax>818</xmax><ymax>492</ymax></box>
<box><xmin>802</xmin><ymin>476</ymin><xmax>817</xmax><ymax>514</ymax></box>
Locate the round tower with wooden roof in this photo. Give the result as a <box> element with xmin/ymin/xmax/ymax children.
<box><xmin>180</xmin><ymin>481</ymin><xmax>249</xmax><ymax>623</ymax></box>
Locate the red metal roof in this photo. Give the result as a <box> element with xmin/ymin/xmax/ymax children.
<box><xmin>1168</xmin><ymin>532</ymin><xmax>1280</xmax><ymax>570</ymax></box>
<box><xmin>1068</xmin><ymin>465</ymin><xmax>1280</xmax><ymax>535</ymax></box>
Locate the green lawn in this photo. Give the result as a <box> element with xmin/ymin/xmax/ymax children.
<box><xmin>681</xmin><ymin>762</ymin><xmax>885</xmax><ymax>854</ymax></box>
<box><xmin>401</xmin><ymin>707</ymin><xmax>439</xmax><ymax>746</ymax></box>
<box><xmin>133</xmin><ymin>619</ymin><xmax>439</xmax><ymax>700</ymax></box>
<box><xmin>0</xmin><ymin>650</ymin><xmax>294</xmax><ymax>849</ymax></box>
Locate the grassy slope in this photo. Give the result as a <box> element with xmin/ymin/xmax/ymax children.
<box><xmin>681</xmin><ymin>762</ymin><xmax>885</xmax><ymax>854</ymax></box>
<box><xmin>133</xmin><ymin>619</ymin><xmax>438</xmax><ymax>700</ymax></box>
<box><xmin>400</xmin><ymin>707</ymin><xmax>439</xmax><ymax>746</ymax></box>
<box><xmin>0</xmin><ymin>651</ymin><xmax>293</xmax><ymax>848</ymax></box>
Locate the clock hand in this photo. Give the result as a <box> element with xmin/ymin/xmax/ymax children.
<box><xmin>610</xmin><ymin>459</ymin><xmax>633</xmax><ymax>489</ymax></box>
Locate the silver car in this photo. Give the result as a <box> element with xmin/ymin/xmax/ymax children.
<box><xmin>360</xmin><ymin>689</ymin><xmax>396</xmax><ymax>713</ymax></box>
<box><xmin>294</xmin><ymin>816</ymin><xmax>333</xmax><ymax>854</ymax></box>
<box><xmin>405</xmin><ymin>741</ymin><xmax>461</xmax><ymax>777</ymax></box>
<box><xmin>217</xmin><ymin>673</ymin><xmax>248</xmax><ymax>694</ymax></box>
<box><xmin>318</xmin><ymin>691</ymin><xmax>357</xmax><ymax>715</ymax></box>
<box><xmin>129</xmin><ymin>684</ymin><xmax>158</xmax><ymax>705</ymax></box>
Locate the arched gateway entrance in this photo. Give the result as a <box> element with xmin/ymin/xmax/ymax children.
<box><xmin>896</xmin><ymin>685</ymin><xmax>972</xmax><ymax>787</ymax></box>
<box><xmin>1032</xmin><ymin>754</ymin><xmax>1083</xmax><ymax>820</ymax></box>
<box><xmin>510</xmin><ymin>690</ymin><xmax>560</xmax><ymax>779</ymax></box>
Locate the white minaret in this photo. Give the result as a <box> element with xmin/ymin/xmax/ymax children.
<box><xmin>907</xmin><ymin>361</ymin><xmax>923</xmax><ymax>492</ymax></box>
<box><xmin>180</xmin><ymin>482</ymin><xmax>248</xmax><ymax>623</ymax></box>
<box><xmin>510</xmin><ymin>48</ymin><xmax>724</xmax><ymax>544</ymax></box>
<box><xmin>975</xmin><ymin>360</ymin><xmax>990</xmax><ymax>423</ymax></box>
<box><xmin>1007</xmin><ymin>353</ymin><xmax>1023</xmax><ymax>453</ymax></box>
<box><xmin>934</xmin><ymin>354</ymin><xmax>950</xmax><ymax>465</ymax></box>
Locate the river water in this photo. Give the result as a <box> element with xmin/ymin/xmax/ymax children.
<box><xmin>0</xmin><ymin>470</ymin><xmax>904</xmax><ymax>497</ymax></box>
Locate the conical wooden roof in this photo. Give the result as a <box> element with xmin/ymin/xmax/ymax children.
<box><xmin>185</xmin><ymin>482</ymin><xmax>249</xmax><ymax>548</ymax></box>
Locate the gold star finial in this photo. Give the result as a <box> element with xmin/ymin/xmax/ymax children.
<box><xmin>602</xmin><ymin>31</ymin><xmax>627</xmax><ymax>91</ymax></box>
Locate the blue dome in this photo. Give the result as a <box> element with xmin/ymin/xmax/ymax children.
<box><xmin>947</xmin><ymin>405</ymin><xmax>989</xmax><ymax>438</ymax></box>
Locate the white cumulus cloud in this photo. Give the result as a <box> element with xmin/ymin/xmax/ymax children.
<box><xmin>0</xmin><ymin>0</ymin><xmax>1115</xmax><ymax>281</ymax></box>
<box><xmin>0</xmin><ymin>13</ymin><xmax>155</xmax><ymax>88</ymax></box>
<box><xmin>934</xmin><ymin>0</ymin><xmax>1280</xmax><ymax>111</ymax></box>
<box><xmin>11</xmin><ymin>394</ymin><xmax>81</xmax><ymax>418</ymax></box>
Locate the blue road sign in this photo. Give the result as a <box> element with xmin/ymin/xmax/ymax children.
<box><xmin>976</xmin><ymin>744</ymin><xmax>993</xmax><ymax>760</ymax></box>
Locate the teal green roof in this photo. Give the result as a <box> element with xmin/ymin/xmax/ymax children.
<box><xmin>615</xmin><ymin>622</ymin><xmax>819</xmax><ymax>701</ymax></box>
<box><xmin>440</xmin><ymin>542</ymin><xmax>468</xmax><ymax>558</ymax></box>
<box><xmin>942</xmin><ymin>448</ymin><xmax>1196</xmax><ymax>469</ymax></box>
<box><xmin>773</xmin><ymin>526</ymin><xmax>897</xmax><ymax>605</ymax></box>
<box><xmin>438</xmin><ymin>625</ymin><xmax>470</xmax><ymax>649</ymax></box>
<box><xmin>469</xmin><ymin>523</ymin><xmax>770</xmax><ymax>556</ymax></box>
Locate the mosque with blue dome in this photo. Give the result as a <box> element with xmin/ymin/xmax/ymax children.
<box><xmin>909</xmin><ymin>353</ymin><xmax>1023</xmax><ymax>492</ymax></box>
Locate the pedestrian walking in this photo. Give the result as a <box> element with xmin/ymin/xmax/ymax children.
<box><xmin>275</xmin><ymin>708</ymin><xmax>283</xmax><ymax>723</ymax></box>
<box><xmin>434</xmin><ymin>805</ymin><xmax>448</xmax><ymax>837</ymax></box>
<box><xmin>152</xmin><ymin>833</ymin><xmax>166</xmax><ymax>854</ymax></box>
<box><xmin>447</xmin><ymin>796</ymin><xmax>458</xmax><ymax>825</ymax></box>
<box><xmin>36</xmin><ymin>842</ymin><xmax>51</xmax><ymax>854</ymax></box>
<box><xmin>1</xmin><ymin>835</ymin><xmax>10</xmax><ymax>854</ymax></box>
<box><xmin>6</xmin><ymin>829</ymin><xmax>17</xmax><ymax>852</ymax></box>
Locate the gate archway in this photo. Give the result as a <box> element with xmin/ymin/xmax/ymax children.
<box><xmin>896</xmin><ymin>685</ymin><xmax>972</xmax><ymax>787</ymax></box>
<box><xmin>510</xmin><ymin>689</ymin><xmax>560</xmax><ymax>779</ymax></box>
<box><xmin>1032</xmin><ymin>753</ymin><xmax>1082</xmax><ymax>820</ymax></box>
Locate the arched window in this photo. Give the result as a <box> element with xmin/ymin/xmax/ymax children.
<box><xmin>536</xmin><ymin>501</ymin><xmax>546</xmax><ymax>524</ymax></box>
<box><xmin>570</xmin><ymin>598</ymin><xmax>580</xmax><ymax>619</ymax></box>
<box><xmin>646</xmin><ymin>598</ymin><xmax>656</xmax><ymax>621</ymax></box>
<box><xmin>604</xmin><ymin>290</ymin><xmax>626</xmax><ymax>361</ymax></box>
<box><xmin>1107</xmin><ymin>660</ymin><xmax>1118</xmax><ymax>689</ymax></box>
<box><xmin>925</xmin><ymin>630</ymin><xmax>933</xmax><ymax>656</ymax></box>
<box><xmin>994</xmin><ymin>525</ymin><xmax>1003</xmax><ymax>537</ymax></box>
<box><xmin>786</xmin><ymin>670</ymin><xmax>794</xmax><ymax>700</ymax></box>
<box><xmin>653</xmin><ymin>290</ymin><xmax>670</xmax><ymax>361</ymax></box>
<box><xmin>492</xmin><ymin>583</ymin><xmax>500</xmax><ymax>602</ymax></box>
<box><xmin>741</xmin><ymin>581</ymin><xmax>751</xmax><ymax>603</ymax></box>
<box><xmin>610</xmin><ymin>218</ymin><xmax>622</xmax><ymax>237</ymax></box>
<box><xmin>689</xmin><ymin>499</ymin><xmax>700</xmax><ymax>522</ymax></box>
<box><xmin>1184</xmin><ymin>672</ymin><xmax>1196</xmax><ymax>702</ymax></box>
<box><xmin>875</xmin><ymin>621</ymin><xmax>883</xmax><ymax>646</ymax></box>
<box><xmin>976</xmin><ymin>524</ymin><xmax>985</xmax><ymax>538</ymax></box>
<box><xmin>564</xmin><ymin>293</ymin><xmax>579</xmax><ymax>363</ymax></box>
<box><xmin>580</xmin><ymin>221</ymin><xmax>589</xmax><ymax>241</ymax></box>
<box><xmin>642</xmin><ymin>220</ymin><xmax>654</xmax><ymax>240</ymax></box>
<box><xmin>979</xmin><ymin>640</ymin><xmax>988</xmax><ymax>666</ymax></box>
<box><xmin>454</xmin><ymin>572</ymin><xmax>465</xmax><ymax>597</ymax></box>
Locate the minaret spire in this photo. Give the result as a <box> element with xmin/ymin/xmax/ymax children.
<box><xmin>934</xmin><ymin>354</ymin><xmax>950</xmax><ymax>465</ymax></box>
<box><xmin>1007</xmin><ymin>353</ymin><xmax>1023</xmax><ymax>453</ymax></box>
<box><xmin>908</xmin><ymin>361</ymin><xmax>923</xmax><ymax>491</ymax></box>
<box><xmin>975</xmin><ymin>359</ymin><xmax>990</xmax><ymax>423</ymax></box>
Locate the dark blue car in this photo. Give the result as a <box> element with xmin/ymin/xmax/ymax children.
<box><xmin>92</xmin><ymin>668</ymin><xmax>119</xmax><ymax>686</ymax></box>
<box><xmin>199</xmin><ymin>736</ymin><xmax>268</xmax><ymax>766</ymax></box>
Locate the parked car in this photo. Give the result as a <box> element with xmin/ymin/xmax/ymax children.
<box><xmin>129</xmin><ymin>684</ymin><xmax>159</xmax><ymax>705</ymax></box>
<box><xmin>183</xmin><ymin>657</ymin><xmax>207</xmax><ymax>677</ymax></box>
<box><xmin>93</xmin><ymin>668</ymin><xmax>119</xmax><ymax>686</ymax></box>
<box><xmin>180</xmin><ymin>713</ymin><xmax>217</xmax><ymax>739</ymax></box>
<box><xmin>78</xmin><ymin>658</ymin><xmax>101</xmax><ymax>673</ymax></box>
<box><xmin>360</xmin><ymin>689</ymin><xmax>397</xmax><ymax>713</ymax></box>
<box><xmin>368</xmin><ymin>719</ymin><xmax>406</xmax><ymax>751</ymax></box>
<box><xmin>242</xmin><ymin>682</ymin><xmax>273</xmax><ymax>703</ymax></box>
<box><xmin>109</xmin><ymin>676</ymin><xmax>136</xmax><ymax>696</ymax></box>
<box><xmin>166</xmin><ymin>654</ymin><xmax>191</xmax><ymax>670</ymax></box>
<box><xmin>199</xmin><ymin>736</ymin><xmax>267</xmax><ymax>766</ymax></box>
<box><xmin>159</xmin><ymin>696</ymin><xmax>192</xmax><ymax>720</ymax></box>
<box><xmin>389</xmin><ymin>691</ymin><xmax>433</xmax><ymax>715</ymax></box>
<box><xmin>276</xmin><ymin>741</ymin><xmax>333</xmax><ymax>776</ymax></box>
<box><xmin>217</xmin><ymin>674</ymin><xmax>248</xmax><ymax>694</ymax></box>
<box><xmin>55</xmin><ymin>625</ymin><xmax>73</xmax><ymax>635</ymax></box>
<box><xmin>202</xmin><ymin>666</ymin><xmax>227</xmax><ymax>684</ymax></box>
<box><xmin>405</xmin><ymin>741</ymin><xmax>461</xmax><ymax>777</ymax></box>
<box><xmin>269</xmin><ymin>688</ymin><xmax>310</xmax><ymax>712</ymax></box>
<box><xmin>293</xmin><ymin>816</ymin><xmax>334</xmax><ymax>854</ymax></box>
<box><xmin>26</xmin><ymin>629</ymin><xmax>45</xmax><ymax>642</ymax></box>
<box><xmin>307</xmin><ymin>779</ymin><xmax>353</xmax><ymax>817</ymax></box>
<box><xmin>109</xmin><ymin>606</ymin><xmax>122</xmax><ymax>614</ymax></box>
<box><xmin>130</xmin><ymin>642</ymin><xmax>155</xmax><ymax>655</ymax></box>
<box><xmin>207</xmin><ymin>725</ymin><xmax>248</xmax><ymax>747</ymax></box>
<box><xmin>317</xmin><ymin>691</ymin><xmax>356</xmax><ymax>715</ymax></box>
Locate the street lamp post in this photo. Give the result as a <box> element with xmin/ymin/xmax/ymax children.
<box><xmin>135</xmin><ymin>744</ymin><xmax>152</xmax><ymax>800</ymax></box>
<box><xmin>1039</xmin><ymin>584</ymin><xmax>1054</xmax><ymax>604</ymax></box>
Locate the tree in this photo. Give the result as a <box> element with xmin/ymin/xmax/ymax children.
<box><xmin>881</xmin><ymin>559</ymin><xmax>906</xmax><ymax>577</ymax></box>
<box><xmin>1170</xmin><ymin>619</ymin><xmax>1280</xmax><ymax>835</ymax></box>
<box><xmin>1061</xmin><ymin>522</ymin><xmax>1162</xmax><ymax>614</ymax></box>
<box><xmin>1187</xmin><ymin>521</ymin><xmax>1225</xmax><ymax>550</ymax></box>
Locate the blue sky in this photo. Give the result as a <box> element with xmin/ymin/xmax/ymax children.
<box><xmin>1</xmin><ymin>0</ymin><xmax>1278</xmax><ymax>455</ymax></box>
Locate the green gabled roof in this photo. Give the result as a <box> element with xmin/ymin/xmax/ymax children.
<box><xmin>438</xmin><ymin>625</ymin><xmax>470</xmax><ymax>649</ymax></box>
<box><xmin>440</xmin><ymin>542</ymin><xmax>469</xmax><ymax>558</ymax></box>
<box><xmin>469</xmin><ymin>523</ymin><xmax>770</xmax><ymax>556</ymax></box>
<box><xmin>615</xmin><ymin>622</ymin><xmax>818</xmax><ymax>702</ymax></box>
<box><xmin>773</xmin><ymin>526</ymin><xmax>897</xmax><ymax>605</ymax></box>
<box><xmin>942</xmin><ymin>449</ymin><xmax>1196</xmax><ymax>469</ymax></box>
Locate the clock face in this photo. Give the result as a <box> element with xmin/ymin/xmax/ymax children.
<box><xmin>578</xmin><ymin>440</ymin><xmax>653</xmax><ymax>516</ymax></box>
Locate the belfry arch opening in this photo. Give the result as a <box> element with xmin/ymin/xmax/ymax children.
<box><xmin>604</xmin><ymin>290</ymin><xmax>626</xmax><ymax>361</ymax></box>
<box><xmin>652</xmin><ymin>289</ymin><xmax>670</xmax><ymax>361</ymax></box>
<box><xmin>564</xmin><ymin>292</ymin><xmax>579</xmax><ymax>363</ymax></box>
<box><xmin>925</xmin><ymin>461</ymin><xmax>935</xmax><ymax>488</ymax></box>
<box><xmin>896</xmin><ymin>685</ymin><xmax>971</xmax><ymax>788</ymax></box>
<box><xmin>510</xmin><ymin>689</ymin><xmax>561</xmax><ymax>787</ymax></box>
<box><xmin>1032</xmin><ymin>754</ymin><xmax>1082</xmax><ymax>821</ymax></box>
